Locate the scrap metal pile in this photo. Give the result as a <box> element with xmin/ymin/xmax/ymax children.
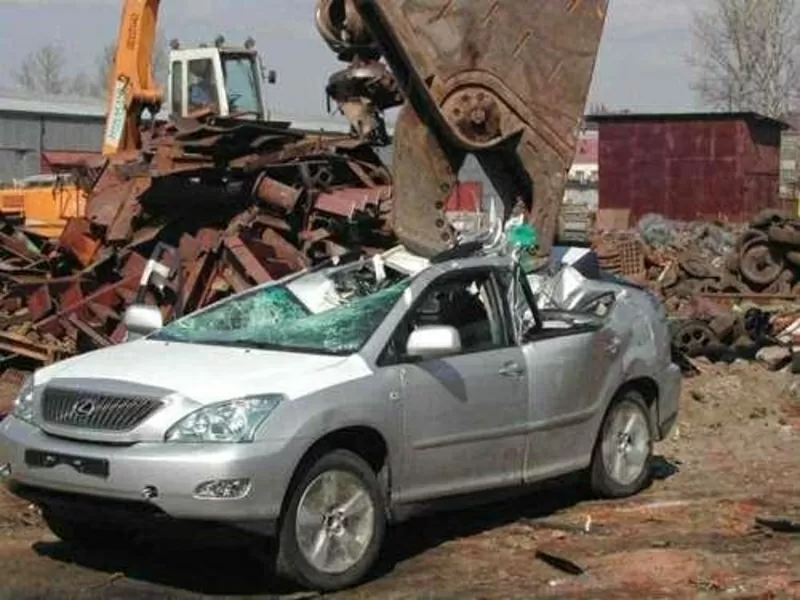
<box><xmin>0</xmin><ymin>115</ymin><xmax>396</xmax><ymax>372</ymax></box>
<box><xmin>594</xmin><ymin>210</ymin><xmax>800</xmax><ymax>361</ymax></box>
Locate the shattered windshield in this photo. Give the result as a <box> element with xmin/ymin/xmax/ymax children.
<box><xmin>152</xmin><ymin>280</ymin><xmax>409</xmax><ymax>355</ymax></box>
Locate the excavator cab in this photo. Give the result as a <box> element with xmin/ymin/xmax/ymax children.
<box><xmin>167</xmin><ymin>37</ymin><xmax>274</xmax><ymax>120</ymax></box>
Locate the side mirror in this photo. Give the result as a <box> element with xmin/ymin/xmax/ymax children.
<box><xmin>123</xmin><ymin>304</ymin><xmax>164</xmax><ymax>341</ymax></box>
<box><xmin>406</xmin><ymin>325</ymin><xmax>461</xmax><ymax>360</ymax></box>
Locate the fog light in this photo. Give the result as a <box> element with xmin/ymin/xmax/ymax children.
<box><xmin>194</xmin><ymin>478</ymin><xmax>251</xmax><ymax>499</ymax></box>
<box><xmin>0</xmin><ymin>463</ymin><xmax>10</xmax><ymax>478</ymax></box>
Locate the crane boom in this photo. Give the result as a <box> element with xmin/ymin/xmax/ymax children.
<box><xmin>102</xmin><ymin>0</ymin><xmax>163</xmax><ymax>156</ymax></box>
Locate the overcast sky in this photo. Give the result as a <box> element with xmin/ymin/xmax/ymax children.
<box><xmin>0</xmin><ymin>0</ymin><xmax>704</xmax><ymax>119</ymax></box>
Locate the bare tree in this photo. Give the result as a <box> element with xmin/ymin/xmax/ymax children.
<box><xmin>12</xmin><ymin>45</ymin><xmax>69</xmax><ymax>94</ymax></box>
<box><xmin>67</xmin><ymin>72</ymin><xmax>93</xmax><ymax>97</ymax></box>
<box><xmin>689</xmin><ymin>0</ymin><xmax>800</xmax><ymax>118</ymax></box>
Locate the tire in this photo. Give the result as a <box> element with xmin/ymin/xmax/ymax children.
<box><xmin>590</xmin><ymin>390</ymin><xmax>654</xmax><ymax>499</ymax></box>
<box><xmin>768</xmin><ymin>224</ymin><xmax>800</xmax><ymax>247</ymax></box>
<box><xmin>276</xmin><ymin>449</ymin><xmax>386</xmax><ymax>592</ymax></box>
<box><xmin>41</xmin><ymin>510</ymin><xmax>122</xmax><ymax>548</ymax></box>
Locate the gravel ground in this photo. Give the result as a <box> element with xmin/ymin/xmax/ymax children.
<box><xmin>0</xmin><ymin>361</ymin><xmax>798</xmax><ymax>599</ymax></box>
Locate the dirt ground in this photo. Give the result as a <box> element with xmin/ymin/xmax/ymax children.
<box><xmin>1</xmin><ymin>361</ymin><xmax>799</xmax><ymax>599</ymax></box>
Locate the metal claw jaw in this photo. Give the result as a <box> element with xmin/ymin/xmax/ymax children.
<box><xmin>316</xmin><ymin>0</ymin><xmax>608</xmax><ymax>260</ymax></box>
<box><xmin>389</xmin><ymin>104</ymin><xmax>461</xmax><ymax>258</ymax></box>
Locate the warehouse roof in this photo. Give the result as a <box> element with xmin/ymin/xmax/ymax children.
<box><xmin>587</xmin><ymin>111</ymin><xmax>789</xmax><ymax>130</ymax></box>
<box><xmin>0</xmin><ymin>87</ymin><xmax>372</xmax><ymax>135</ymax></box>
<box><xmin>0</xmin><ymin>88</ymin><xmax>106</xmax><ymax>118</ymax></box>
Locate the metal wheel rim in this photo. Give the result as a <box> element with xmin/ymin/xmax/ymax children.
<box><xmin>601</xmin><ymin>400</ymin><xmax>651</xmax><ymax>487</ymax></box>
<box><xmin>295</xmin><ymin>469</ymin><xmax>376</xmax><ymax>575</ymax></box>
<box><xmin>674</xmin><ymin>321</ymin><xmax>717</xmax><ymax>355</ymax></box>
<box><xmin>740</xmin><ymin>242</ymin><xmax>782</xmax><ymax>285</ymax></box>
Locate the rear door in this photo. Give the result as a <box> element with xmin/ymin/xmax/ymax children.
<box><xmin>498</xmin><ymin>269</ymin><xmax>621</xmax><ymax>483</ymax></box>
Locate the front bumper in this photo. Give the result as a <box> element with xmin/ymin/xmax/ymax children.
<box><xmin>656</xmin><ymin>362</ymin><xmax>682</xmax><ymax>440</ymax></box>
<box><xmin>0</xmin><ymin>417</ymin><xmax>300</xmax><ymax>530</ymax></box>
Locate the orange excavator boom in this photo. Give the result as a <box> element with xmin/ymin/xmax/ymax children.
<box><xmin>102</xmin><ymin>0</ymin><xmax>163</xmax><ymax>156</ymax></box>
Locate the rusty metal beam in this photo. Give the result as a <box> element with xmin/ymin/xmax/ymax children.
<box><xmin>223</xmin><ymin>236</ymin><xmax>274</xmax><ymax>286</ymax></box>
<box><xmin>0</xmin><ymin>331</ymin><xmax>63</xmax><ymax>363</ymax></box>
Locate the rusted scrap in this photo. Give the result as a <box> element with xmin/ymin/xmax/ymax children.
<box><xmin>224</xmin><ymin>236</ymin><xmax>275</xmax><ymax>286</ymax></box>
<box><xmin>0</xmin><ymin>331</ymin><xmax>64</xmax><ymax>364</ymax></box>
<box><xmin>59</xmin><ymin>218</ymin><xmax>102</xmax><ymax>267</ymax></box>
<box><xmin>596</xmin><ymin>210</ymin><xmax>800</xmax><ymax>307</ymax></box>
<box><xmin>0</xmin><ymin>112</ymin><xmax>398</xmax><ymax>372</ymax></box>
<box><xmin>253</xmin><ymin>173</ymin><xmax>303</xmax><ymax>214</ymax></box>
<box><xmin>595</xmin><ymin>210</ymin><xmax>800</xmax><ymax>360</ymax></box>
<box><xmin>315</xmin><ymin>185</ymin><xmax>393</xmax><ymax>218</ymax></box>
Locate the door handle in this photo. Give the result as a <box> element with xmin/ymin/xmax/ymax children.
<box><xmin>605</xmin><ymin>337</ymin><xmax>621</xmax><ymax>356</ymax></box>
<box><xmin>499</xmin><ymin>362</ymin><xmax>524</xmax><ymax>378</ymax></box>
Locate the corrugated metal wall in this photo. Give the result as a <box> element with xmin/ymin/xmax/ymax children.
<box><xmin>0</xmin><ymin>111</ymin><xmax>103</xmax><ymax>183</ymax></box>
<box><xmin>596</xmin><ymin>115</ymin><xmax>784</xmax><ymax>224</ymax></box>
<box><xmin>0</xmin><ymin>149</ymin><xmax>40</xmax><ymax>182</ymax></box>
<box><xmin>0</xmin><ymin>114</ymin><xmax>41</xmax><ymax>181</ymax></box>
<box><xmin>42</xmin><ymin>117</ymin><xmax>104</xmax><ymax>152</ymax></box>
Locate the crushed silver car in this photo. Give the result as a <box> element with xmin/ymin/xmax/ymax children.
<box><xmin>0</xmin><ymin>243</ymin><xmax>680</xmax><ymax>592</ymax></box>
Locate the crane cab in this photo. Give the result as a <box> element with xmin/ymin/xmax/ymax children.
<box><xmin>167</xmin><ymin>37</ymin><xmax>275</xmax><ymax>121</ymax></box>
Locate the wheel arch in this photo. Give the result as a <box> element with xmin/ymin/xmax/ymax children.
<box><xmin>609</xmin><ymin>377</ymin><xmax>660</xmax><ymax>438</ymax></box>
<box><xmin>280</xmin><ymin>425</ymin><xmax>392</xmax><ymax>520</ymax></box>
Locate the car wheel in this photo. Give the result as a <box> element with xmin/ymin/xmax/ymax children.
<box><xmin>590</xmin><ymin>390</ymin><xmax>653</xmax><ymax>498</ymax></box>
<box><xmin>41</xmin><ymin>509</ymin><xmax>122</xmax><ymax>548</ymax></box>
<box><xmin>276</xmin><ymin>449</ymin><xmax>386</xmax><ymax>592</ymax></box>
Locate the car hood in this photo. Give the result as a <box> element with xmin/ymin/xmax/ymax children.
<box><xmin>34</xmin><ymin>339</ymin><xmax>372</xmax><ymax>404</ymax></box>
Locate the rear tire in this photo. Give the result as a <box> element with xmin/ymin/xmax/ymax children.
<box><xmin>590</xmin><ymin>390</ymin><xmax>653</xmax><ymax>498</ymax></box>
<box><xmin>276</xmin><ymin>449</ymin><xmax>386</xmax><ymax>592</ymax></box>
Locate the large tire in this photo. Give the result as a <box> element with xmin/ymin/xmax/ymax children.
<box><xmin>276</xmin><ymin>449</ymin><xmax>386</xmax><ymax>592</ymax></box>
<box><xmin>590</xmin><ymin>390</ymin><xmax>654</xmax><ymax>499</ymax></box>
<box><xmin>768</xmin><ymin>224</ymin><xmax>800</xmax><ymax>247</ymax></box>
<box><xmin>41</xmin><ymin>509</ymin><xmax>122</xmax><ymax>548</ymax></box>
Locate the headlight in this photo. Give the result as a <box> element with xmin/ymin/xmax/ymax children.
<box><xmin>11</xmin><ymin>377</ymin><xmax>35</xmax><ymax>425</ymax></box>
<box><xmin>165</xmin><ymin>395</ymin><xmax>283</xmax><ymax>443</ymax></box>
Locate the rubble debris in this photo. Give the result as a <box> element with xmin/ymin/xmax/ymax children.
<box><xmin>535</xmin><ymin>549</ymin><xmax>586</xmax><ymax>576</ymax></box>
<box><xmin>756</xmin><ymin>346</ymin><xmax>792</xmax><ymax>371</ymax></box>
<box><xmin>754</xmin><ymin>516</ymin><xmax>800</xmax><ymax>534</ymax></box>
<box><xmin>594</xmin><ymin>210</ymin><xmax>800</xmax><ymax>363</ymax></box>
<box><xmin>0</xmin><ymin>115</ymin><xmax>398</xmax><ymax>373</ymax></box>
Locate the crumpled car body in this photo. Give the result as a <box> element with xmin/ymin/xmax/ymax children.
<box><xmin>0</xmin><ymin>248</ymin><xmax>680</xmax><ymax>578</ymax></box>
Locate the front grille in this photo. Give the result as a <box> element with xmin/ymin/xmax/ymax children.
<box><xmin>41</xmin><ymin>387</ymin><xmax>163</xmax><ymax>431</ymax></box>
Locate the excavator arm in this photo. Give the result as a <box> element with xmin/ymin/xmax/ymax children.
<box><xmin>102</xmin><ymin>0</ymin><xmax>163</xmax><ymax>156</ymax></box>
<box><xmin>317</xmin><ymin>0</ymin><xmax>609</xmax><ymax>258</ymax></box>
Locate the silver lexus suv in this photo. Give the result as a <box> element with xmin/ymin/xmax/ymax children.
<box><xmin>1</xmin><ymin>249</ymin><xmax>680</xmax><ymax>591</ymax></box>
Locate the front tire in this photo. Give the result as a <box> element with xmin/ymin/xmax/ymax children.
<box><xmin>276</xmin><ymin>449</ymin><xmax>386</xmax><ymax>592</ymax></box>
<box><xmin>590</xmin><ymin>390</ymin><xmax>654</xmax><ymax>498</ymax></box>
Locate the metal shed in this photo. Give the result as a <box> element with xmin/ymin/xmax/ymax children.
<box><xmin>588</xmin><ymin>112</ymin><xmax>790</xmax><ymax>225</ymax></box>
<box><xmin>0</xmin><ymin>90</ymin><xmax>107</xmax><ymax>183</ymax></box>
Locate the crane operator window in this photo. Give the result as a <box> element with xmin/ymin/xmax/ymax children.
<box><xmin>221</xmin><ymin>55</ymin><xmax>261</xmax><ymax>115</ymax></box>
<box><xmin>187</xmin><ymin>59</ymin><xmax>219</xmax><ymax>113</ymax></box>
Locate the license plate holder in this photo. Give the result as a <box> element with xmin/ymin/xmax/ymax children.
<box><xmin>25</xmin><ymin>449</ymin><xmax>110</xmax><ymax>479</ymax></box>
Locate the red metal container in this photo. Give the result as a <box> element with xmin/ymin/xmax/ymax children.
<box><xmin>589</xmin><ymin>112</ymin><xmax>788</xmax><ymax>224</ymax></box>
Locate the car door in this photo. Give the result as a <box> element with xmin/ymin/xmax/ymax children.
<box><xmin>379</xmin><ymin>268</ymin><xmax>528</xmax><ymax>503</ymax></box>
<box><xmin>508</xmin><ymin>274</ymin><xmax>622</xmax><ymax>483</ymax></box>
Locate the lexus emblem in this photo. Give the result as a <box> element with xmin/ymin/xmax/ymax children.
<box><xmin>71</xmin><ymin>399</ymin><xmax>96</xmax><ymax>419</ymax></box>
